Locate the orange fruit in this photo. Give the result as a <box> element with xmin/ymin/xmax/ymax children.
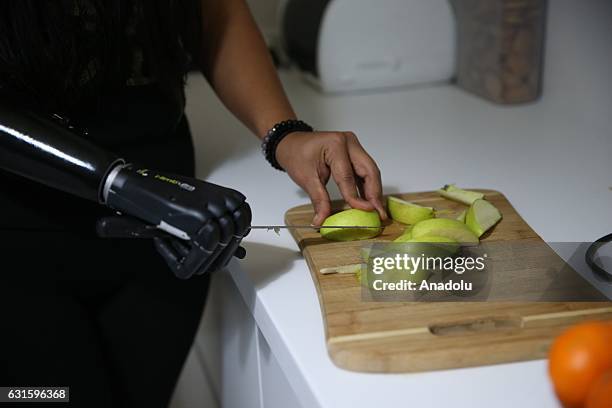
<box><xmin>548</xmin><ymin>321</ymin><xmax>612</xmax><ymax>408</ymax></box>
<box><xmin>586</xmin><ymin>370</ymin><xmax>612</xmax><ymax>408</ymax></box>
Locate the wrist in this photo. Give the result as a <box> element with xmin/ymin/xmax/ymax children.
<box><xmin>274</xmin><ymin>131</ymin><xmax>301</xmax><ymax>170</ymax></box>
<box><xmin>261</xmin><ymin>119</ymin><xmax>313</xmax><ymax>171</ymax></box>
<box><xmin>256</xmin><ymin>114</ymin><xmax>298</xmax><ymax>139</ymax></box>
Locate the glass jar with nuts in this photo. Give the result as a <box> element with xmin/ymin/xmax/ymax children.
<box><xmin>450</xmin><ymin>0</ymin><xmax>547</xmax><ymax>104</ymax></box>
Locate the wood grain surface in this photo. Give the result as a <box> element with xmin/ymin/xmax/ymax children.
<box><xmin>284</xmin><ymin>190</ymin><xmax>612</xmax><ymax>373</ymax></box>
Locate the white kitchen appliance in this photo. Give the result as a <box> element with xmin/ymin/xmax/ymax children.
<box><xmin>279</xmin><ymin>0</ymin><xmax>456</xmax><ymax>93</ymax></box>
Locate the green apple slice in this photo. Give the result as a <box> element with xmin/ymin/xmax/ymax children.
<box><xmin>411</xmin><ymin>218</ymin><xmax>479</xmax><ymax>244</ymax></box>
<box><xmin>387</xmin><ymin>196</ymin><xmax>434</xmax><ymax>225</ymax></box>
<box><xmin>465</xmin><ymin>199</ymin><xmax>502</xmax><ymax>237</ymax></box>
<box><xmin>320</xmin><ymin>209</ymin><xmax>381</xmax><ymax>241</ymax></box>
<box><xmin>407</xmin><ymin>235</ymin><xmax>460</xmax><ymax>255</ymax></box>
<box><xmin>437</xmin><ymin>184</ymin><xmax>484</xmax><ymax>205</ymax></box>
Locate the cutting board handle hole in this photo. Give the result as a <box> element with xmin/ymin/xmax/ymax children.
<box><xmin>429</xmin><ymin>316</ymin><xmax>522</xmax><ymax>336</ymax></box>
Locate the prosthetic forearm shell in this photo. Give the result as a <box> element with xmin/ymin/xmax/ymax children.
<box><xmin>0</xmin><ymin>103</ymin><xmax>123</xmax><ymax>202</ymax></box>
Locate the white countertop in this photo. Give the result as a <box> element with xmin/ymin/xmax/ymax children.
<box><xmin>184</xmin><ymin>2</ymin><xmax>611</xmax><ymax>406</ymax></box>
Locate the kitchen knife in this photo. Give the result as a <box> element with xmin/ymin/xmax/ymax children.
<box><xmin>251</xmin><ymin>225</ymin><xmax>377</xmax><ymax>234</ymax></box>
<box><xmin>97</xmin><ymin>216</ymin><xmax>376</xmax><ymax>239</ymax></box>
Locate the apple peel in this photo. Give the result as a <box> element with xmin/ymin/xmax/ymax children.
<box><xmin>437</xmin><ymin>184</ymin><xmax>484</xmax><ymax>205</ymax></box>
<box><xmin>320</xmin><ymin>264</ymin><xmax>362</xmax><ymax>275</ymax></box>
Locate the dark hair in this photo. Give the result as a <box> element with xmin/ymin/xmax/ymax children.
<box><xmin>0</xmin><ymin>0</ymin><xmax>201</xmax><ymax>113</ymax></box>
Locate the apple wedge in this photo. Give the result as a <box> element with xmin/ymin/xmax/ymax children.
<box><xmin>437</xmin><ymin>184</ymin><xmax>484</xmax><ymax>205</ymax></box>
<box><xmin>465</xmin><ymin>199</ymin><xmax>502</xmax><ymax>237</ymax></box>
<box><xmin>387</xmin><ymin>196</ymin><xmax>434</xmax><ymax>225</ymax></box>
<box><xmin>410</xmin><ymin>218</ymin><xmax>479</xmax><ymax>244</ymax></box>
<box><xmin>320</xmin><ymin>209</ymin><xmax>381</xmax><ymax>241</ymax></box>
<box><xmin>394</xmin><ymin>235</ymin><xmax>460</xmax><ymax>258</ymax></box>
<box><xmin>406</xmin><ymin>235</ymin><xmax>460</xmax><ymax>256</ymax></box>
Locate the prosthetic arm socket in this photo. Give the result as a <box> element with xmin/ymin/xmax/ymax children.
<box><xmin>0</xmin><ymin>103</ymin><xmax>123</xmax><ymax>203</ymax></box>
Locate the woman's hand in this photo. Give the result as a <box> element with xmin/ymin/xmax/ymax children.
<box><xmin>196</xmin><ymin>0</ymin><xmax>385</xmax><ymax>226</ymax></box>
<box><xmin>275</xmin><ymin>131</ymin><xmax>387</xmax><ymax>226</ymax></box>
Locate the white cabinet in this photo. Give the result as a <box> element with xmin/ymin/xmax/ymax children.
<box><xmin>218</xmin><ymin>271</ymin><xmax>263</xmax><ymax>408</ymax></box>
<box><xmin>191</xmin><ymin>270</ymin><xmax>302</xmax><ymax>408</ymax></box>
<box><xmin>258</xmin><ymin>330</ymin><xmax>302</xmax><ymax>408</ymax></box>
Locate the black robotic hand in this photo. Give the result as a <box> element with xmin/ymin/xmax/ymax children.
<box><xmin>0</xmin><ymin>103</ymin><xmax>250</xmax><ymax>279</ymax></box>
<box><xmin>98</xmin><ymin>164</ymin><xmax>252</xmax><ymax>279</ymax></box>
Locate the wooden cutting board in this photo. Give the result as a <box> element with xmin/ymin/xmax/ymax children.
<box><xmin>284</xmin><ymin>190</ymin><xmax>612</xmax><ymax>373</ymax></box>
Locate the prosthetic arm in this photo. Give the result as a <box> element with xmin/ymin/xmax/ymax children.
<box><xmin>0</xmin><ymin>102</ymin><xmax>251</xmax><ymax>278</ymax></box>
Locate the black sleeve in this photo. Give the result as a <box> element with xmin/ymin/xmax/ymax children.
<box><xmin>0</xmin><ymin>102</ymin><xmax>123</xmax><ymax>203</ymax></box>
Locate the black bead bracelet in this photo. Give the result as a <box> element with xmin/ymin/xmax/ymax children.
<box><xmin>261</xmin><ymin>119</ymin><xmax>313</xmax><ymax>171</ymax></box>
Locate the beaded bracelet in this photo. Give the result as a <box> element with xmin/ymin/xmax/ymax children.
<box><xmin>261</xmin><ymin>119</ymin><xmax>313</xmax><ymax>171</ymax></box>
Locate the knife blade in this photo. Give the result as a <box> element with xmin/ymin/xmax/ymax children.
<box><xmin>250</xmin><ymin>225</ymin><xmax>377</xmax><ymax>234</ymax></box>
<box><xmin>251</xmin><ymin>225</ymin><xmax>377</xmax><ymax>229</ymax></box>
<box><xmin>97</xmin><ymin>216</ymin><xmax>377</xmax><ymax>238</ymax></box>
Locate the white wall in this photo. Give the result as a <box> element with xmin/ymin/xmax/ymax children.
<box><xmin>246</xmin><ymin>0</ymin><xmax>280</xmax><ymax>40</ymax></box>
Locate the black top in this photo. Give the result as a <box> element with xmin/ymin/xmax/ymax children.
<box><xmin>0</xmin><ymin>1</ymin><xmax>197</xmax><ymax>234</ymax></box>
